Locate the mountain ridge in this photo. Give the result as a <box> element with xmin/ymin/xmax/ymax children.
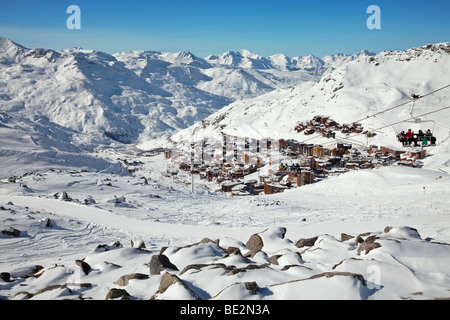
<box><xmin>169</xmin><ymin>42</ymin><xmax>450</xmax><ymax>170</ymax></box>
<box><xmin>1</xmin><ymin>37</ymin><xmax>449</xmax><ymax>165</ymax></box>
<box><xmin>1</xmin><ymin>36</ymin><xmax>352</xmax><ymax>147</ymax></box>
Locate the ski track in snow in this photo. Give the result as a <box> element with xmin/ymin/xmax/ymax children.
<box><xmin>1</xmin><ymin>155</ymin><xmax>449</xmax><ymax>273</ymax></box>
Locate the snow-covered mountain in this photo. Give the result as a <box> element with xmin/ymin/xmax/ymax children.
<box><xmin>2</xmin><ymin>37</ymin><xmax>450</xmax><ymax>173</ymax></box>
<box><xmin>205</xmin><ymin>49</ymin><xmax>374</xmax><ymax>72</ymax></box>
<box><xmin>170</xmin><ymin>43</ymin><xmax>450</xmax><ymax>170</ymax></box>
<box><xmin>1</xmin><ymin>38</ymin><xmax>450</xmax><ymax>301</ymax></box>
<box><xmin>0</xmin><ymin>37</ymin><xmax>341</xmax><ymax>148</ymax></box>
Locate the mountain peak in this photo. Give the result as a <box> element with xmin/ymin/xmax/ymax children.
<box><xmin>355</xmin><ymin>49</ymin><xmax>376</xmax><ymax>57</ymax></box>
<box><xmin>0</xmin><ymin>37</ymin><xmax>29</xmax><ymax>62</ymax></box>
<box><xmin>0</xmin><ymin>37</ymin><xmax>27</xmax><ymax>52</ymax></box>
<box><xmin>239</xmin><ymin>49</ymin><xmax>262</xmax><ymax>59</ymax></box>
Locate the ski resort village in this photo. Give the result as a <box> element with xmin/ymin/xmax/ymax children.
<box><xmin>1</xmin><ymin>36</ymin><xmax>450</xmax><ymax>301</ymax></box>
<box><xmin>163</xmin><ymin>112</ymin><xmax>438</xmax><ymax>196</ymax></box>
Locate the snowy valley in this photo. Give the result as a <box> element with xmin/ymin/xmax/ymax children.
<box><xmin>1</xmin><ymin>38</ymin><xmax>450</xmax><ymax>301</ymax></box>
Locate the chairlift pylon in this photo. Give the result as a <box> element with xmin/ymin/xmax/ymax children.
<box><xmin>394</xmin><ymin>95</ymin><xmax>436</xmax><ymax>137</ymax></box>
<box><xmin>409</xmin><ymin>94</ymin><xmax>421</xmax><ymax>118</ymax></box>
<box><xmin>406</xmin><ymin>94</ymin><xmax>436</xmax><ymax>133</ymax></box>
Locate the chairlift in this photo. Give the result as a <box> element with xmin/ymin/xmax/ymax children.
<box><xmin>393</xmin><ymin>95</ymin><xmax>437</xmax><ymax>146</ymax></box>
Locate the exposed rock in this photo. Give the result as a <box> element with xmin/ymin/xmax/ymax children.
<box><xmin>341</xmin><ymin>233</ymin><xmax>354</xmax><ymax>241</ymax></box>
<box><xmin>199</xmin><ymin>237</ymin><xmax>215</xmax><ymax>244</ymax></box>
<box><xmin>179</xmin><ymin>264</ymin><xmax>209</xmax><ymax>275</ymax></box>
<box><xmin>105</xmin><ymin>288</ymin><xmax>131</xmax><ymax>300</ymax></box>
<box><xmin>358</xmin><ymin>232</ymin><xmax>371</xmax><ymax>237</ymax></box>
<box><xmin>245</xmin><ymin>228</ymin><xmax>289</xmax><ymax>257</ymax></box>
<box><xmin>156</xmin><ymin>273</ymin><xmax>180</xmax><ymax>294</ymax></box>
<box><xmin>245</xmin><ymin>281</ymin><xmax>260</xmax><ymax>294</ymax></box>
<box><xmin>149</xmin><ymin>254</ymin><xmax>179</xmax><ymax>275</ymax></box>
<box><xmin>243</xmin><ymin>248</ymin><xmax>263</xmax><ymax>259</ymax></box>
<box><xmin>180</xmin><ymin>263</ymin><xmax>234</xmax><ymax>276</ymax></box>
<box><xmin>1</xmin><ymin>272</ymin><xmax>11</xmax><ymax>282</ymax></box>
<box><xmin>309</xmin><ymin>271</ymin><xmax>366</xmax><ymax>286</ymax></box>
<box><xmin>136</xmin><ymin>240</ymin><xmax>146</xmax><ymax>249</ymax></box>
<box><xmin>44</xmin><ymin>218</ymin><xmax>52</xmax><ymax>227</ymax></box>
<box><xmin>114</xmin><ymin>273</ymin><xmax>148</xmax><ymax>286</ymax></box>
<box><xmin>1</xmin><ymin>227</ymin><xmax>21</xmax><ymax>237</ymax></box>
<box><xmin>267</xmin><ymin>254</ymin><xmax>282</xmax><ymax>265</ymax></box>
<box><xmin>65</xmin><ymin>282</ymin><xmax>93</xmax><ymax>289</ymax></box>
<box><xmin>159</xmin><ymin>247</ymin><xmax>168</xmax><ymax>255</ymax></box>
<box><xmin>354</xmin><ymin>235</ymin><xmax>364</xmax><ymax>245</ymax></box>
<box><xmin>17</xmin><ymin>265</ymin><xmax>44</xmax><ymax>279</ymax></box>
<box><xmin>56</xmin><ymin>191</ymin><xmax>72</xmax><ymax>201</ymax></box>
<box><xmin>224</xmin><ymin>246</ymin><xmax>241</xmax><ymax>255</ymax></box>
<box><xmin>39</xmin><ymin>218</ymin><xmax>52</xmax><ymax>227</ymax></box>
<box><xmin>75</xmin><ymin>260</ymin><xmax>92</xmax><ymax>275</ymax></box>
<box><xmin>357</xmin><ymin>235</ymin><xmax>382</xmax><ymax>255</ymax></box>
<box><xmin>219</xmin><ymin>247</ymin><xmax>251</xmax><ymax>263</ymax></box>
<box><xmin>96</xmin><ymin>241</ymin><xmax>123</xmax><ymax>252</ymax></box>
<box><xmin>12</xmin><ymin>291</ymin><xmax>33</xmax><ymax>299</ymax></box>
<box><xmin>295</xmin><ymin>236</ymin><xmax>318</xmax><ymax>248</ymax></box>
<box><xmin>384</xmin><ymin>226</ymin><xmax>393</xmax><ymax>233</ymax></box>
<box><xmin>281</xmin><ymin>264</ymin><xmax>313</xmax><ymax>271</ymax></box>
<box><xmin>34</xmin><ymin>284</ymin><xmax>66</xmax><ymax>297</ymax></box>
<box><xmin>245</xmin><ymin>233</ymin><xmax>264</xmax><ymax>251</ymax></box>
<box><xmin>228</xmin><ymin>263</ymin><xmax>270</xmax><ymax>276</ymax></box>
<box><xmin>175</xmin><ymin>237</ymin><xmax>220</xmax><ymax>253</ymax></box>
<box><xmin>151</xmin><ymin>272</ymin><xmax>201</xmax><ymax>300</ymax></box>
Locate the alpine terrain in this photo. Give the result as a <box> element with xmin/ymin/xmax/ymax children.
<box><xmin>1</xmin><ymin>38</ymin><xmax>449</xmax><ymax>301</ymax></box>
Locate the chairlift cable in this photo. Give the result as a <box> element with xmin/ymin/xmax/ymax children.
<box><xmin>318</xmin><ymin>105</ymin><xmax>450</xmax><ymax>147</ymax></box>
<box><xmin>298</xmin><ymin>84</ymin><xmax>450</xmax><ymax>145</ymax></box>
<box><xmin>353</xmin><ymin>83</ymin><xmax>450</xmax><ymax>124</ymax></box>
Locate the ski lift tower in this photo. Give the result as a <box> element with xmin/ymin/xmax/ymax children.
<box><xmin>409</xmin><ymin>94</ymin><xmax>421</xmax><ymax>117</ymax></box>
<box><xmin>408</xmin><ymin>93</ymin><xmax>436</xmax><ymax>133</ymax></box>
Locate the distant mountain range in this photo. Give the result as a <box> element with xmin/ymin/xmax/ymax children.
<box><xmin>1</xmin><ymin>37</ymin><xmax>449</xmax><ymax>175</ymax></box>
<box><xmin>0</xmin><ymin>37</ymin><xmax>374</xmax><ymax>146</ymax></box>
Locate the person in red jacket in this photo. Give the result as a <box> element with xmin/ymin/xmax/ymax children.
<box><xmin>405</xmin><ymin>129</ymin><xmax>418</xmax><ymax>146</ymax></box>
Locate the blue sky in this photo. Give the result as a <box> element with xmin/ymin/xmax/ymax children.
<box><xmin>0</xmin><ymin>0</ymin><xmax>449</xmax><ymax>57</ymax></box>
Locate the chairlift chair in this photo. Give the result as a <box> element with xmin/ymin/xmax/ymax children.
<box><xmin>394</xmin><ymin>95</ymin><xmax>437</xmax><ymax>146</ymax></box>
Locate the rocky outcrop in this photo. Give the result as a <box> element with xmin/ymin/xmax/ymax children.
<box><xmin>114</xmin><ymin>273</ymin><xmax>148</xmax><ymax>286</ymax></box>
<box><xmin>105</xmin><ymin>288</ymin><xmax>131</xmax><ymax>300</ymax></box>
<box><xmin>75</xmin><ymin>260</ymin><xmax>91</xmax><ymax>276</ymax></box>
<box><xmin>1</xmin><ymin>272</ymin><xmax>11</xmax><ymax>282</ymax></box>
<box><xmin>149</xmin><ymin>254</ymin><xmax>179</xmax><ymax>275</ymax></box>
<box><xmin>3</xmin><ymin>225</ymin><xmax>449</xmax><ymax>300</ymax></box>
<box><xmin>357</xmin><ymin>235</ymin><xmax>382</xmax><ymax>255</ymax></box>
<box><xmin>295</xmin><ymin>236</ymin><xmax>318</xmax><ymax>248</ymax></box>
<box><xmin>245</xmin><ymin>233</ymin><xmax>264</xmax><ymax>252</ymax></box>
<box><xmin>1</xmin><ymin>227</ymin><xmax>21</xmax><ymax>237</ymax></box>
<box><xmin>151</xmin><ymin>272</ymin><xmax>202</xmax><ymax>300</ymax></box>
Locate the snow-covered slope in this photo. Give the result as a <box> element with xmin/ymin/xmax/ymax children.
<box><xmin>1</xmin><ymin>153</ymin><xmax>449</xmax><ymax>300</ymax></box>
<box><xmin>0</xmin><ymin>37</ymin><xmax>331</xmax><ymax>175</ymax></box>
<box><xmin>1</xmin><ymin>39</ymin><xmax>450</xmax><ymax>301</ymax></box>
<box><xmin>0</xmin><ymin>37</ymin><xmax>339</xmax><ymax>148</ymax></box>
<box><xmin>171</xmin><ymin>43</ymin><xmax>450</xmax><ymax>170</ymax></box>
<box><xmin>205</xmin><ymin>49</ymin><xmax>374</xmax><ymax>73</ymax></box>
